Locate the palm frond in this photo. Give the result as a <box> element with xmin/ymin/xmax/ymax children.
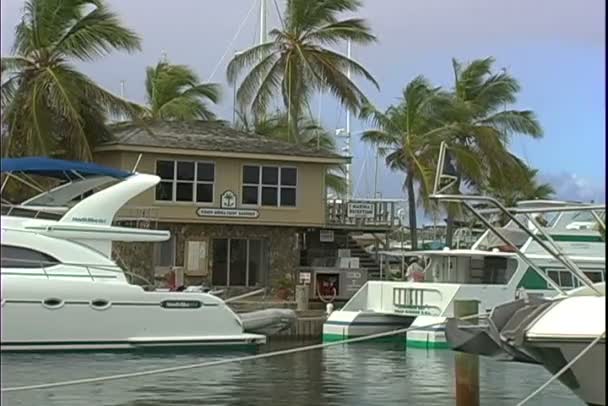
<box><xmin>226</xmin><ymin>42</ymin><xmax>275</xmax><ymax>85</ymax></box>
<box><xmin>53</xmin><ymin>1</ymin><xmax>141</xmax><ymax>61</ymax></box>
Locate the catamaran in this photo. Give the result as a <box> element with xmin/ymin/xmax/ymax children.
<box><xmin>0</xmin><ymin>157</ymin><xmax>293</xmax><ymax>352</ymax></box>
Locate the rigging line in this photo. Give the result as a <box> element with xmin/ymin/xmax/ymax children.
<box><xmin>272</xmin><ymin>0</ymin><xmax>285</xmax><ymax>29</ymax></box>
<box><xmin>2</xmin><ymin>313</ymin><xmax>487</xmax><ymax>393</ymax></box>
<box><xmin>206</xmin><ymin>0</ymin><xmax>258</xmax><ymax>82</ymax></box>
<box><xmin>515</xmin><ymin>330</ymin><xmax>606</xmax><ymax>406</ymax></box>
<box><xmin>353</xmin><ymin>152</ymin><xmax>368</xmax><ymax>197</ymax></box>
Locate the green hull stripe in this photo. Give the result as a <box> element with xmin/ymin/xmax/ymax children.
<box><xmin>322</xmin><ymin>334</ymin><xmax>406</xmax><ymax>344</ymax></box>
<box><xmin>405</xmin><ymin>339</ymin><xmax>449</xmax><ymax>349</ymax></box>
<box><xmin>540</xmin><ymin>234</ymin><xmax>603</xmax><ymax>243</ymax></box>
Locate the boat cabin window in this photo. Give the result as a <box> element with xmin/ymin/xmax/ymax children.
<box><xmin>1</xmin><ymin>245</ymin><xmax>60</xmax><ymax>268</ymax></box>
<box><xmin>424</xmin><ymin>255</ymin><xmax>517</xmax><ymax>285</ymax></box>
<box><xmin>584</xmin><ymin>270</ymin><xmax>605</xmax><ymax>283</ymax></box>
<box><xmin>547</xmin><ymin>268</ymin><xmax>605</xmax><ymax>288</ymax></box>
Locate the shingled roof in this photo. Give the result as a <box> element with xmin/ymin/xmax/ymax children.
<box><xmin>101</xmin><ymin>120</ymin><xmax>347</xmax><ymax>161</ymax></box>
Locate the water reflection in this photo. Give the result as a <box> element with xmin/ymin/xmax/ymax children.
<box><xmin>1</xmin><ymin>339</ymin><xmax>583</xmax><ymax>406</ymax></box>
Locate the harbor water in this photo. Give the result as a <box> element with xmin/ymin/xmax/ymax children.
<box><xmin>1</xmin><ymin>339</ymin><xmax>583</xmax><ymax>406</ymax></box>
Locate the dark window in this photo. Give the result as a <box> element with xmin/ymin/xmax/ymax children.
<box><xmin>176</xmin><ymin>183</ymin><xmax>193</xmax><ymax>201</ymax></box>
<box><xmin>560</xmin><ymin>271</ymin><xmax>573</xmax><ymax>287</ymax></box>
<box><xmin>196</xmin><ymin>184</ymin><xmax>213</xmax><ymax>203</ymax></box>
<box><xmin>1</xmin><ymin>245</ymin><xmax>60</xmax><ymax>268</ymax></box>
<box><xmin>229</xmin><ymin>239</ymin><xmax>247</xmax><ymax>286</ymax></box>
<box><xmin>584</xmin><ymin>271</ymin><xmax>604</xmax><ymax>283</ymax></box>
<box><xmin>176</xmin><ymin>162</ymin><xmax>195</xmax><ymax>181</ymax></box>
<box><xmin>243</xmin><ymin>166</ymin><xmax>260</xmax><ymax>184</ymax></box>
<box><xmin>156</xmin><ymin>161</ymin><xmax>174</xmax><ymax>180</ymax></box>
<box><xmin>280</xmin><ymin>188</ymin><xmax>296</xmax><ymax>206</ymax></box>
<box><xmin>155</xmin><ymin>160</ymin><xmax>214</xmax><ymax>203</ymax></box>
<box><xmin>212</xmin><ymin>239</ymin><xmax>269</xmax><ymax>287</ymax></box>
<box><xmin>212</xmin><ymin>239</ymin><xmax>228</xmax><ymax>286</ymax></box>
<box><xmin>197</xmin><ymin>163</ymin><xmax>215</xmax><ymax>182</ymax></box>
<box><xmin>262</xmin><ymin>187</ymin><xmax>278</xmax><ymax>206</ymax></box>
<box><xmin>547</xmin><ymin>270</ymin><xmax>560</xmax><ymax>284</ymax></box>
<box><xmin>262</xmin><ymin>167</ymin><xmax>279</xmax><ymax>185</ymax></box>
<box><xmin>242</xmin><ymin>165</ymin><xmax>297</xmax><ymax>207</ymax></box>
<box><xmin>281</xmin><ymin>167</ymin><xmax>297</xmax><ymax>186</ymax></box>
<box><xmin>242</xmin><ymin>186</ymin><xmax>258</xmax><ymax>205</ymax></box>
<box><xmin>156</xmin><ymin>182</ymin><xmax>173</xmax><ymax>201</ymax></box>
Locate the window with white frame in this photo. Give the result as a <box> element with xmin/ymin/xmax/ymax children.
<box><xmin>242</xmin><ymin>165</ymin><xmax>297</xmax><ymax>207</ymax></box>
<box><xmin>155</xmin><ymin>160</ymin><xmax>215</xmax><ymax>203</ymax></box>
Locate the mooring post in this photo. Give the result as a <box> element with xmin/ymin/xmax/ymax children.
<box><xmin>454</xmin><ymin>300</ymin><xmax>480</xmax><ymax>406</ymax></box>
<box><xmin>295</xmin><ymin>284</ymin><xmax>309</xmax><ymax>311</ymax></box>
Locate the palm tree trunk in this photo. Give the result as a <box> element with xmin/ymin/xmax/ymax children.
<box><xmin>405</xmin><ymin>173</ymin><xmax>418</xmax><ymax>250</ymax></box>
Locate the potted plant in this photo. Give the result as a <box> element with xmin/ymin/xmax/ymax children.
<box><xmin>275</xmin><ymin>274</ymin><xmax>293</xmax><ymax>300</ymax></box>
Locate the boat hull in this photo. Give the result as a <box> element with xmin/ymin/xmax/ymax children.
<box><xmin>525</xmin><ymin>339</ymin><xmax>605</xmax><ymax>406</ymax></box>
<box><xmin>0</xmin><ymin>275</ymin><xmax>266</xmax><ymax>352</ymax></box>
<box><xmin>322</xmin><ymin>311</ymin><xmax>414</xmax><ymax>342</ymax></box>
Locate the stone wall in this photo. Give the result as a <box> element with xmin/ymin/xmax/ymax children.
<box><xmin>112</xmin><ymin>241</ymin><xmax>155</xmax><ymax>287</ymax></box>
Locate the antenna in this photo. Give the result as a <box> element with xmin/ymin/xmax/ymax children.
<box><xmin>132</xmin><ymin>153</ymin><xmax>143</xmax><ymax>173</ymax></box>
<box><xmin>119</xmin><ymin>80</ymin><xmax>125</xmax><ymax>98</ymax></box>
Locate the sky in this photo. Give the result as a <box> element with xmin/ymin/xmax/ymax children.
<box><xmin>1</xmin><ymin>0</ymin><xmax>606</xmax><ymax>207</ymax></box>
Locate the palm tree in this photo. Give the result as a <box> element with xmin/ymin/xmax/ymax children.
<box><xmin>227</xmin><ymin>0</ymin><xmax>378</xmax><ymax>140</ymax></box>
<box><xmin>143</xmin><ymin>60</ymin><xmax>221</xmax><ymax>121</ymax></box>
<box><xmin>236</xmin><ymin>109</ymin><xmax>348</xmax><ymax>195</ymax></box>
<box><xmin>360</xmin><ymin>76</ymin><xmax>482</xmax><ymax>250</ymax></box>
<box><xmin>483</xmin><ymin>163</ymin><xmax>554</xmax><ymax>206</ymax></box>
<box><xmin>442</xmin><ymin>57</ymin><xmax>543</xmax><ymax>246</ymax></box>
<box><xmin>1</xmin><ymin>0</ymin><xmax>143</xmax><ymax>160</ymax></box>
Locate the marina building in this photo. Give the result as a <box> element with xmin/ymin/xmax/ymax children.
<box><xmin>94</xmin><ymin>121</ymin><xmax>398</xmax><ymax>294</ymax></box>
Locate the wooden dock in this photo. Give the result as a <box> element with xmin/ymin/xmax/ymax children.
<box><xmin>275</xmin><ymin>311</ymin><xmax>326</xmax><ymax>337</ymax></box>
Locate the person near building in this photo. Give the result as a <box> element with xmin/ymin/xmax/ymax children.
<box><xmin>406</xmin><ymin>257</ymin><xmax>425</xmax><ymax>282</ymax></box>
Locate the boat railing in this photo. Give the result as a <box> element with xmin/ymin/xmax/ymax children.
<box><xmin>430</xmin><ymin>142</ymin><xmax>605</xmax><ymax>296</ymax></box>
<box><xmin>114</xmin><ymin>206</ymin><xmax>161</xmax><ymax>229</ymax></box>
<box><xmin>1</xmin><ymin>203</ymin><xmax>65</xmax><ymax>220</ymax></box>
<box><xmin>1</xmin><ymin>256</ymin><xmax>126</xmax><ymax>282</ymax></box>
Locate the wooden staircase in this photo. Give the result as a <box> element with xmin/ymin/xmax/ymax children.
<box><xmin>334</xmin><ymin>231</ymin><xmax>382</xmax><ymax>279</ymax></box>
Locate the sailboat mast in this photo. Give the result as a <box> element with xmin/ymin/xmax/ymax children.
<box><xmin>346</xmin><ymin>40</ymin><xmax>352</xmax><ymax>200</ymax></box>
<box><xmin>259</xmin><ymin>0</ymin><xmax>267</xmax><ymax>44</ymax></box>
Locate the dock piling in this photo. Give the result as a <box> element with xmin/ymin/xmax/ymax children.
<box><xmin>454</xmin><ymin>300</ymin><xmax>480</xmax><ymax>406</ymax></box>
<box><xmin>295</xmin><ymin>285</ymin><xmax>309</xmax><ymax>311</ymax></box>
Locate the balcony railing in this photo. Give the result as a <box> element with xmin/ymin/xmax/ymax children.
<box><xmin>326</xmin><ymin>199</ymin><xmax>399</xmax><ymax>229</ymax></box>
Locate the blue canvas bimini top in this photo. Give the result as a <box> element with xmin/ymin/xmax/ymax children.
<box><xmin>0</xmin><ymin>157</ymin><xmax>132</xmax><ymax>179</ymax></box>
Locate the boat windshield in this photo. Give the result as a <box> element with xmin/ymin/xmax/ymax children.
<box><xmin>417</xmin><ymin>255</ymin><xmax>519</xmax><ymax>285</ymax></box>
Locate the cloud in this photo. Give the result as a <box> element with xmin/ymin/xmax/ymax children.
<box><xmin>541</xmin><ymin>172</ymin><xmax>606</xmax><ymax>203</ymax></box>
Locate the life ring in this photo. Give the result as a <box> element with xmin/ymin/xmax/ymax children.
<box><xmin>316</xmin><ymin>283</ymin><xmax>337</xmax><ymax>304</ymax></box>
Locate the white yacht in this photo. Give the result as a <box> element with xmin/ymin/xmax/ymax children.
<box><xmin>0</xmin><ymin>157</ymin><xmax>292</xmax><ymax>352</ymax></box>
<box><xmin>322</xmin><ymin>201</ymin><xmax>605</xmax><ymax>347</ymax></box>
<box><xmin>445</xmin><ymin>282</ymin><xmax>605</xmax><ymax>405</ymax></box>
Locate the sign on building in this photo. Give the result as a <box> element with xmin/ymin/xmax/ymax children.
<box><xmin>196</xmin><ymin>190</ymin><xmax>259</xmax><ymax>218</ymax></box>
<box><xmin>220</xmin><ymin>190</ymin><xmax>237</xmax><ymax>209</ymax></box>
<box><xmin>196</xmin><ymin>208</ymin><xmax>259</xmax><ymax>218</ymax></box>
<box><xmin>347</xmin><ymin>202</ymin><xmax>375</xmax><ymax>219</ymax></box>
